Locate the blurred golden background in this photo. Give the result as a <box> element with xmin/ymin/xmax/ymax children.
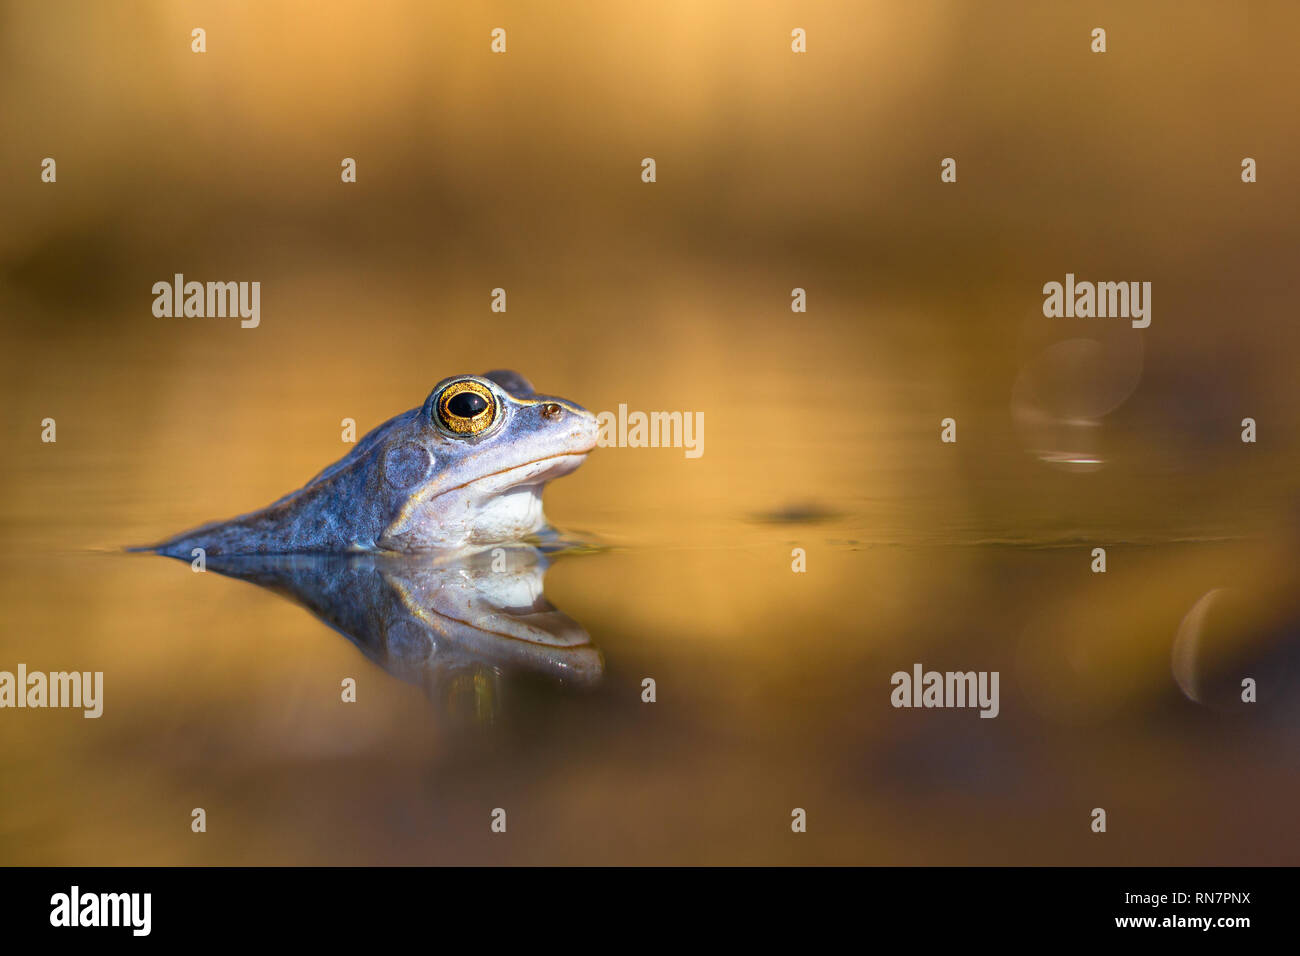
<box><xmin>1</xmin><ymin>0</ymin><xmax>1298</xmax><ymax>864</ymax></box>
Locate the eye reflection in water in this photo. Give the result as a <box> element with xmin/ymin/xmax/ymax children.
<box><xmin>159</xmin><ymin>545</ymin><xmax>602</xmax><ymax>723</ymax></box>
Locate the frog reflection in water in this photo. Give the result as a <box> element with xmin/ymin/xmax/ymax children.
<box><xmin>192</xmin><ymin>545</ymin><xmax>603</xmax><ymax>718</ymax></box>
<box><xmin>147</xmin><ymin>370</ymin><xmax>599</xmax><ymax>556</ymax></box>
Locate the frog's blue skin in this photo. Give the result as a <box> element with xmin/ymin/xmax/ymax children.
<box><xmin>146</xmin><ymin>371</ymin><xmax>598</xmax><ymax>556</ymax></box>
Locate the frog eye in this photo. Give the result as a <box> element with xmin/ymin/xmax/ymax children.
<box><xmin>435</xmin><ymin>380</ymin><xmax>497</xmax><ymax>435</ymax></box>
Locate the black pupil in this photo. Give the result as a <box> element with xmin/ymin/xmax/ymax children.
<box><xmin>447</xmin><ymin>391</ymin><xmax>488</xmax><ymax>418</ymax></box>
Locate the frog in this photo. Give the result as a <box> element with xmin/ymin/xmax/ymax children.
<box><xmin>143</xmin><ymin>370</ymin><xmax>598</xmax><ymax>556</ymax></box>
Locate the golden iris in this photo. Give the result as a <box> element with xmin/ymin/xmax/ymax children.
<box><xmin>436</xmin><ymin>380</ymin><xmax>497</xmax><ymax>435</ymax></box>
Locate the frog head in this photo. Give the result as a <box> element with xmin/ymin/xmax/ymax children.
<box><xmin>373</xmin><ymin>370</ymin><xmax>599</xmax><ymax>550</ymax></box>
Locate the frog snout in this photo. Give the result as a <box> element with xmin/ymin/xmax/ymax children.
<box><xmin>540</xmin><ymin>400</ymin><xmax>598</xmax><ymax>450</ymax></box>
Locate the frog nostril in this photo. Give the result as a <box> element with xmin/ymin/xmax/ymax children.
<box><xmin>540</xmin><ymin>402</ymin><xmax>562</xmax><ymax>421</ymax></box>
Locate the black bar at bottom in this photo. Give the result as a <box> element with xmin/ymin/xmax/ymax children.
<box><xmin>0</xmin><ymin>866</ymin><xmax>1282</xmax><ymax>942</ymax></box>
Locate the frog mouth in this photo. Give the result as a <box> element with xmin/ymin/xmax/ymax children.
<box><xmin>438</xmin><ymin>448</ymin><xmax>594</xmax><ymax>501</ymax></box>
